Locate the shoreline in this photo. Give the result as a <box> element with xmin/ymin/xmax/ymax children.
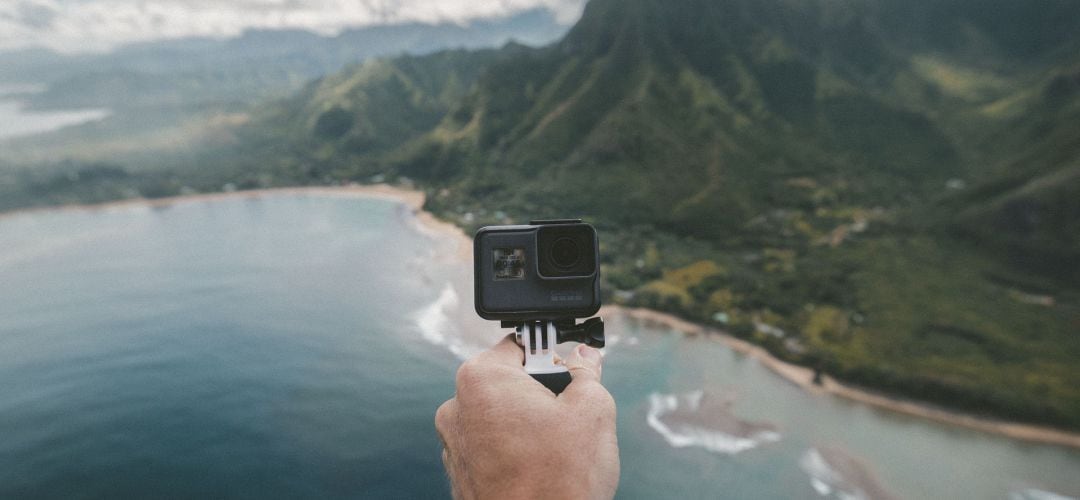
<box><xmin>3</xmin><ymin>185</ymin><xmax>1079</xmax><ymax>450</ymax></box>
<box><xmin>607</xmin><ymin>305</ymin><xmax>1080</xmax><ymax>450</ymax></box>
<box><xmin>0</xmin><ymin>184</ymin><xmax>425</xmax><ymax>220</ymax></box>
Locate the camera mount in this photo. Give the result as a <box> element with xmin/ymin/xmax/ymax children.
<box><xmin>508</xmin><ymin>317</ymin><xmax>605</xmax><ymax>394</ymax></box>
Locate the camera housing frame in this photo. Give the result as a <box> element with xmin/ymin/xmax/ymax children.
<box><xmin>473</xmin><ymin>219</ymin><xmax>601</xmax><ymax>322</ymax></box>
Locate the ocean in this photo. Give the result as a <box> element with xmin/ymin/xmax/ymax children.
<box><xmin>0</xmin><ymin>192</ymin><xmax>1077</xmax><ymax>499</ymax></box>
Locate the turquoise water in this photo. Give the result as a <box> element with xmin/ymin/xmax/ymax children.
<box><xmin>0</xmin><ymin>194</ymin><xmax>1077</xmax><ymax>499</ymax></box>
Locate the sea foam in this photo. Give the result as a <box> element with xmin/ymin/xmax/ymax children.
<box><xmin>800</xmin><ymin>448</ymin><xmax>853</xmax><ymax>499</ymax></box>
<box><xmin>646</xmin><ymin>390</ymin><xmax>781</xmax><ymax>455</ymax></box>
<box><xmin>414</xmin><ymin>282</ymin><xmax>471</xmax><ymax>360</ymax></box>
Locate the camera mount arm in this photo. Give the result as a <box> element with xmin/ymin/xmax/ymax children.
<box><xmin>511</xmin><ymin>317</ymin><xmax>604</xmax><ymax>395</ymax></box>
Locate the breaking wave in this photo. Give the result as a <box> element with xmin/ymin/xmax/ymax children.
<box><xmin>646</xmin><ymin>390</ymin><xmax>780</xmax><ymax>455</ymax></box>
<box><xmin>414</xmin><ymin>282</ymin><xmax>471</xmax><ymax>360</ymax></box>
<box><xmin>801</xmin><ymin>448</ymin><xmax>857</xmax><ymax>499</ymax></box>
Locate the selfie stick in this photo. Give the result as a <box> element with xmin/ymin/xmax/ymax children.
<box><xmin>512</xmin><ymin>318</ymin><xmax>605</xmax><ymax>395</ymax></box>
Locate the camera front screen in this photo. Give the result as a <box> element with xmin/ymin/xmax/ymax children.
<box><xmin>493</xmin><ymin>248</ymin><xmax>526</xmax><ymax>280</ymax></box>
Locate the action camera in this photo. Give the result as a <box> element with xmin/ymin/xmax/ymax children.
<box><xmin>473</xmin><ymin>219</ymin><xmax>601</xmax><ymax>322</ymax></box>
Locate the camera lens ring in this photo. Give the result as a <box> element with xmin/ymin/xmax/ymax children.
<box><xmin>550</xmin><ymin>237</ymin><xmax>581</xmax><ymax>269</ymax></box>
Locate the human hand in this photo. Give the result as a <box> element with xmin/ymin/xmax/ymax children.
<box><xmin>435</xmin><ymin>334</ymin><xmax>619</xmax><ymax>500</ymax></box>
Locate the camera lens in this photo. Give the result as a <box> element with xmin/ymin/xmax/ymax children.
<box><xmin>550</xmin><ymin>237</ymin><xmax>581</xmax><ymax>268</ymax></box>
<box><xmin>536</xmin><ymin>224</ymin><xmax>596</xmax><ymax>278</ymax></box>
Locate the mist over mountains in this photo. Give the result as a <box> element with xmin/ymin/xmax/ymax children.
<box><xmin>0</xmin><ymin>8</ymin><xmax>570</xmax><ymax>104</ymax></box>
<box><xmin>0</xmin><ymin>0</ymin><xmax>586</xmax><ymax>53</ymax></box>
<box><xmin>0</xmin><ymin>9</ymin><xmax>570</xmax><ymax>166</ymax></box>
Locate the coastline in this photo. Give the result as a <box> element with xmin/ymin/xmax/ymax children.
<box><xmin>3</xmin><ymin>185</ymin><xmax>1079</xmax><ymax>450</ymax></box>
<box><xmin>0</xmin><ymin>184</ymin><xmax>425</xmax><ymax>221</ymax></box>
<box><xmin>606</xmin><ymin>305</ymin><xmax>1080</xmax><ymax>450</ymax></box>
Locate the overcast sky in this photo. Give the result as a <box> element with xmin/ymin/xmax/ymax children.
<box><xmin>0</xmin><ymin>0</ymin><xmax>587</xmax><ymax>54</ymax></box>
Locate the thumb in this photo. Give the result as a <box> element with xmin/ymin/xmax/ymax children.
<box><xmin>564</xmin><ymin>344</ymin><xmax>603</xmax><ymax>384</ymax></box>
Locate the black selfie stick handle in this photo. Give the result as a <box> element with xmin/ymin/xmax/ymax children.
<box><xmin>531</xmin><ymin>371</ymin><xmax>572</xmax><ymax>395</ymax></box>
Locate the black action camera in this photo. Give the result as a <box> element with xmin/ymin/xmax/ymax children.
<box><xmin>474</xmin><ymin>218</ymin><xmax>604</xmax><ymax>395</ymax></box>
<box><xmin>473</xmin><ymin>219</ymin><xmax>601</xmax><ymax>322</ymax></box>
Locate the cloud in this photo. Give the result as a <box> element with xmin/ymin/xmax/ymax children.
<box><xmin>11</xmin><ymin>2</ymin><xmax>59</xmax><ymax>30</ymax></box>
<box><xmin>0</xmin><ymin>0</ymin><xmax>587</xmax><ymax>54</ymax></box>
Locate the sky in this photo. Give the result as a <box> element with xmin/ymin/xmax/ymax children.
<box><xmin>0</xmin><ymin>0</ymin><xmax>587</xmax><ymax>54</ymax></box>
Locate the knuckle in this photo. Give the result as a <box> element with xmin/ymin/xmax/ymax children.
<box><xmin>578</xmin><ymin>382</ymin><xmax>616</xmax><ymax>413</ymax></box>
<box><xmin>576</xmin><ymin>379</ymin><xmax>604</xmax><ymax>397</ymax></box>
<box><xmin>597</xmin><ymin>389</ymin><xmax>616</xmax><ymax>414</ymax></box>
<box><xmin>455</xmin><ymin>358</ymin><xmax>486</xmax><ymax>388</ymax></box>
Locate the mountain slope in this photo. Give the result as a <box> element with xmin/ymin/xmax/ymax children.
<box><xmin>208</xmin><ymin>0</ymin><xmax>1080</xmax><ymax>429</ymax></box>
<box><xmin>941</xmin><ymin>65</ymin><xmax>1080</xmax><ymax>284</ymax></box>
<box><xmin>415</xmin><ymin>0</ymin><xmax>973</xmax><ymax>234</ymax></box>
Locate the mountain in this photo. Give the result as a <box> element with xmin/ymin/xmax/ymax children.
<box><xmin>0</xmin><ymin>9</ymin><xmax>570</xmax><ymax>168</ymax></box>
<box><xmin>238</xmin><ymin>0</ymin><xmax>1080</xmax><ymax>429</ymax></box>
<box><xmin>10</xmin><ymin>0</ymin><xmax>1080</xmax><ymax>429</ymax></box>
<box><xmin>325</xmin><ymin>0</ymin><xmax>1080</xmax><ymax>255</ymax></box>
<box><xmin>211</xmin><ymin>48</ymin><xmax>510</xmax><ymax>189</ymax></box>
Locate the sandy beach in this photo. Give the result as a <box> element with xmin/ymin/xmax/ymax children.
<box><xmin>4</xmin><ymin>184</ymin><xmax>1079</xmax><ymax>450</ymax></box>
<box><xmin>1</xmin><ymin>184</ymin><xmax>422</xmax><ymax>221</ymax></box>
<box><xmin>608</xmin><ymin>306</ymin><xmax>1080</xmax><ymax>450</ymax></box>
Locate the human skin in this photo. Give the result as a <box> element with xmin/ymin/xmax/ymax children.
<box><xmin>435</xmin><ymin>335</ymin><xmax>619</xmax><ymax>499</ymax></box>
